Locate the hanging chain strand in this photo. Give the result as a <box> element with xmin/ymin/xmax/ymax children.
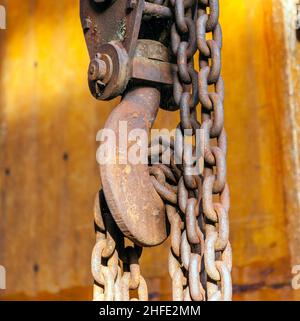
<box><xmin>197</xmin><ymin>0</ymin><xmax>232</xmax><ymax>301</ymax></box>
<box><xmin>92</xmin><ymin>191</ymin><xmax>148</xmax><ymax>301</ymax></box>
<box><xmin>152</xmin><ymin>0</ymin><xmax>232</xmax><ymax>301</ymax></box>
<box><xmin>167</xmin><ymin>0</ymin><xmax>206</xmax><ymax>301</ymax></box>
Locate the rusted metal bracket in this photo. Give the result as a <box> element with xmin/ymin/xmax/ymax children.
<box><xmin>80</xmin><ymin>0</ymin><xmax>174</xmax><ymax>106</ymax></box>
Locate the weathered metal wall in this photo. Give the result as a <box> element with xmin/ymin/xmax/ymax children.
<box><xmin>0</xmin><ymin>0</ymin><xmax>300</xmax><ymax>300</ymax></box>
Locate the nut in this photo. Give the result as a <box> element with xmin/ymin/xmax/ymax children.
<box><xmin>88</xmin><ymin>56</ymin><xmax>107</xmax><ymax>82</ymax></box>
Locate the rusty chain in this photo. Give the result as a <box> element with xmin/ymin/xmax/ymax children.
<box><xmin>169</xmin><ymin>0</ymin><xmax>205</xmax><ymax>302</ymax></box>
<box><xmin>149</xmin><ymin>0</ymin><xmax>232</xmax><ymax>301</ymax></box>
<box><xmin>89</xmin><ymin>0</ymin><xmax>231</xmax><ymax>301</ymax></box>
<box><xmin>197</xmin><ymin>0</ymin><xmax>232</xmax><ymax>301</ymax></box>
<box><xmin>92</xmin><ymin>191</ymin><xmax>148</xmax><ymax>301</ymax></box>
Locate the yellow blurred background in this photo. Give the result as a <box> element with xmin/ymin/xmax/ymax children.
<box><xmin>1</xmin><ymin>0</ymin><xmax>300</xmax><ymax>300</ymax></box>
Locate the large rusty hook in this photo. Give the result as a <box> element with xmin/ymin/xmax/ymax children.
<box><xmin>99</xmin><ymin>87</ymin><xmax>167</xmax><ymax>247</ymax></box>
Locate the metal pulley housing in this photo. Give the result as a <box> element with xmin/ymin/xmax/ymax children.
<box><xmin>80</xmin><ymin>0</ymin><xmax>175</xmax><ymax>107</ymax></box>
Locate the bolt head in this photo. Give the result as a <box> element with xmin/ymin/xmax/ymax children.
<box><xmin>88</xmin><ymin>57</ymin><xmax>107</xmax><ymax>82</ymax></box>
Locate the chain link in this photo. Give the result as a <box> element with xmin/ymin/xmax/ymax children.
<box><xmin>92</xmin><ymin>191</ymin><xmax>148</xmax><ymax>301</ymax></box>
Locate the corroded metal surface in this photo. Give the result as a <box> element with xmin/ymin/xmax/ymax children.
<box><xmin>84</xmin><ymin>0</ymin><xmax>232</xmax><ymax>301</ymax></box>
<box><xmin>80</xmin><ymin>0</ymin><xmax>175</xmax><ymax>104</ymax></box>
<box><xmin>92</xmin><ymin>191</ymin><xmax>148</xmax><ymax>300</ymax></box>
<box><xmin>80</xmin><ymin>0</ymin><xmax>143</xmax><ymax>59</ymax></box>
<box><xmin>99</xmin><ymin>87</ymin><xmax>167</xmax><ymax>247</ymax></box>
<box><xmin>165</xmin><ymin>0</ymin><xmax>232</xmax><ymax>301</ymax></box>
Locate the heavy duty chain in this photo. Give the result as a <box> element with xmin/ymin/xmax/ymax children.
<box><xmin>92</xmin><ymin>192</ymin><xmax>148</xmax><ymax>301</ymax></box>
<box><xmin>81</xmin><ymin>0</ymin><xmax>232</xmax><ymax>301</ymax></box>
<box><xmin>197</xmin><ymin>0</ymin><xmax>232</xmax><ymax>301</ymax></box>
